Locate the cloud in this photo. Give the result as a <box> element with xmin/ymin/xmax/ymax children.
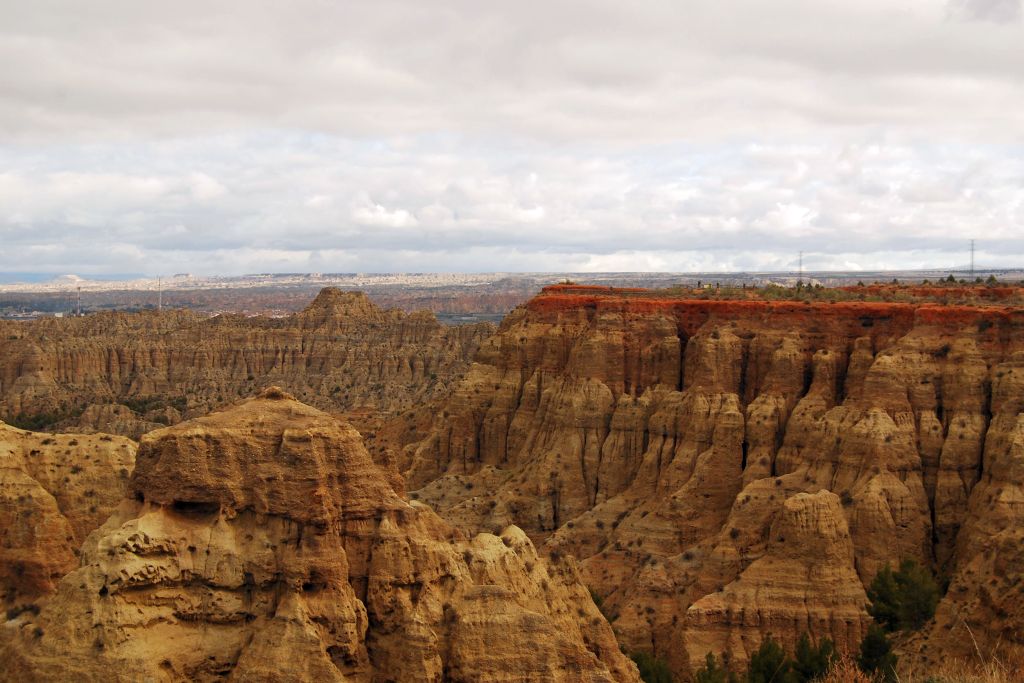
<box><xmin>0</xmin><ymin>133</ymin><xmax>1021</xmax><ymax>274</ymax></box>
<box><xmin>2</xmin><ymin>1</ymin><xmax>1023</xmax><ymax>144</ymax></box>
<box><xmin>351</xmin><ymin>202</ymin><xmax>419</xmax><ymax>228</ymax></box>
<box><xmin>0</xmin><ymin>1</ymin><xmax>1022</xmax><ymax>274</ymax></box>
<box><xmin>188</xmin><ymin>173</ymin><xmax>227</xmax><ymax>201</ymax></box>
<box><xmin>948</xmin><ymin>0</ymin><xmax>1021</xmax><ymax>23</ymax></box>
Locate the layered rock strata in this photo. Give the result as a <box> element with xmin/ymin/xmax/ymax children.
<box><xmin>902</xmin><ymin>369</ymin><xmax>1024</xmax><ymax>670</ymax></box>
<box><xmin>67</xmin><ymin>403</ymin><xmax>173</xmax><ymax>440</ymax></box>
<box><xmin>0</xmin><ymin>422</ymin><xmax>136</xmax><ymax>608</ymax></box>
<box><xmin>406</xmin><ymin>285</ymin><xmax>1024</xmax><ymax>675</ymax></box>
<box><xmin>0</xmin><ymin>388</ymin><xmax>636</xmax><ymax>683</ymax></box>
<box><xmin>0</xmin><ymin>288</ymin><xmax>492</xmax><ymax>436</ymax></box>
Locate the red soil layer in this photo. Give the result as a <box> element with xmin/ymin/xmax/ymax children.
<box><xmin>529</xmin><ymin>285</ymin><xmax>1024</xmax><ymax>338</ymax></box>
<box><xmin>547</xmin><ymin>284</ymin><xmax>652</xmax><ymax>293</ymax></box>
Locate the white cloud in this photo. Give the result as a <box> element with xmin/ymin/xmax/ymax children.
<box><xmin>305</xmin><ymin>195</ymin><xmax>333</xmax><ymax>208</ymax></box>
<box><xmin>351</xmin><ymin>202</ymin><xmax>419</xmax><ymax>228</ymax></box>
<box><xmin>948</xmin><ymin>0</ymin><xmax>1021</xmax><ymax>23</ymax></box>
<box><xmin>2</xmin><ymin>1</ymin><xmax>1023</xmax><ymax>144</ymax></box>
<box><xmin>188</xmin><ymin>173</ymin><xmax>227</xmax><ymax>201</ymax></box>
<box><xmin>0</xmin><ymin>1</ymin><xmax>1022</xmax><ymax>274</ymax></box>
<box><xmin>0</xmin><ymin>133</ymin><xmax>1020</xmax><ymax>273</ymax></box>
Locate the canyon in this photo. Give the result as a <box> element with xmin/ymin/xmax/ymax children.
<box><xmin>1</xmin><ymin>283</ymin><xmax>1022</xmax><ymax>681</ymax></box>
<box><xmin>0</xmin><ymin>288</ymin><xmax>492</xmax><ymax>437</ymax></box>
<box><xmin>1</xmin><ymin>388</ymin><xmax>635</xmax><ymax>682</ymax></box>
<box><xmin>406</xmin><ymin>284</ymin><xmax>1024</xmax><ymax>677</ymax></box>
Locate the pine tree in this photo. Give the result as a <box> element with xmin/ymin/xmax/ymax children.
<box><xmin>866</xmin><ymin>560</ymin><xmax>939</xmax><ymax>632</ymax></box>
<box><xmin>894</xmin><ymin>559</ymin><xmax>940</xmax><ymax>630</ymax></box>
<box><xmin>792</xmin><ymin>633</ymin><xmax>836</xmax><ymax>681</ymax></box>
<box><xmin>694</xmin><ymin>653</ymin><xmax>729</xmax><ymax>683</ymax></box>
<box><xmin>866</xmin><ymin>564</ymin><xmax>901</xmax><ymax>631</ymax></box>
<box><xmin>858</xmin><ymin>624</ymin><xmax>897</xmax><ymax>681</ymax></box>
<box><xmin>746</xmin><ymin>636</ymin><xmax>793</xmax><ymax>683</ymax></box>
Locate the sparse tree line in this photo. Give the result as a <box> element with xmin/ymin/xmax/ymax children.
<box><xmin>629</xmin><ymin>559</ymin><xmax>941</xmax><ymax>683</ymax></box>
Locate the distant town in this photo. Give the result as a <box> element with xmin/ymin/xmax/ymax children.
<box><xmin>2</xmin><ymin>269</ymin><xmax>1022</xmax><ymax>321</ymax></box>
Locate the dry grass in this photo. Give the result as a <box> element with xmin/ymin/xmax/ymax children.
<box><xmin>898</xmin><ymin>658</ymin><xmax>1022</xmax><ymax>683</ymax></box>
<box><xmin>821</xmin><ymin>656</ymin><xmax>873</xmax><ymax>682</ymax></box>
<box><xmin>819</xmin><ymin>654</ymin><xmax>1024</xmax><ymax>682</ymax></box>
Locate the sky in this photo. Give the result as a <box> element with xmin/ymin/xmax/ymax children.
<box><xmin>1</xmin><ymin>0</ymin><xmax>1023</xmax><ymax>276</ymax></box>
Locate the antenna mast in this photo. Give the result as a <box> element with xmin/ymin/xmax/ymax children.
<box><xmin>76</xmin><ymin>286</ymin><xmax>81</xmax><ymax>317</ymax></box>
<box><xmin>158</xmin><ymin>277</ymin><xmax>162</xmax><ymax>312</ymax></box>
<box><xmin>970</xmin><ymin>239</ymin><xmax>975</xmax><ymax>280</ymax></box>
<box><xmin>798</xmin><ymin>250</ymin><xmax>803</xmax><ymax>288</ymax></box>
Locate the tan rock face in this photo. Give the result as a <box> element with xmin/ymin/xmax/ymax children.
<box><xmin>0</xmin><ymin>288</ymin><xmax>492</xmax><ymax>436</ymax></box>
<box><xmin>0</xmin><ymin>423</ymin><xmax>136</xmax><ymax>608</ymax></box>
<box><xmin>407</xmin><ymin>285</ymin><xmax>1024</xmax><ymax>676</ymax></box>
<box><xmin>680</xmin><ymin>491</ymin><xmax>870</xmax><ymax>670</ymax></box>
<box><xmin>69</xmin><ymin>403</ymin><xmax>169</xmax><ymax>440</ymax></box>
<box><xmin>902</xmin><ymin>380</ymin><xmax>1024</xmax><ymax>670</ymax></box>
<box><xmin>1</xmin><ymin>388</ymin><xmax>637</xmax><ymax>683</ymax></box>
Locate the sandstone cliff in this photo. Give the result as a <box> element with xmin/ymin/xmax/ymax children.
<box><xmin>0</xmin><ymin>288</ymin><xmax>492</xmax><ymax>437</ymax></box>
<box><xmin>0</xmin><ymin>422</ymin><xmax>136</xmax><ymax>609</ymax></box>
<box><xmin>1</xmin><ymin>388</ymin><xmax>637</xmax><ymax>683</ymax></box>
<box><xmin>406</xmin><ymin>285</ymin><xmax>1024</xmax><ymax>676</ymax></box>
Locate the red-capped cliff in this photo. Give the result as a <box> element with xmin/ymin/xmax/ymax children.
<box><xmin>406</xmin><ymin>284</ymin><xmax>1024</xmax><ymax>677</ymax></box>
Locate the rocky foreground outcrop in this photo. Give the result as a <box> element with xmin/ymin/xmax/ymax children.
<box><xmin>406</xmin><ymin>285</ymin><xmax>1024</xmax><ymax>675</ymax></box>
<box><xmin>0</xmin><ymin>422</ymin><xmax>135</xmax><ymax>609</ymax></box>
<box><xmin>0</xmin><ymin>288</ymin><xmax>492</xmax><ymax>436</ymax></box>
<box><xmin>1</xmin><ymin>388</ymin><xmax>637</xmax><ymax>682</ymax></box>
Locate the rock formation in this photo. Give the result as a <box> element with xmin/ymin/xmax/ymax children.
<box><xmin>5</xmin><ymin>281</ymin><xmax>1022</xmax><ymax>679</ymax></box>
<box><xmin>406</xmin><ymin>285</ymin><xmax>1024</xmax><ymax>676</ymax></box>
<box><xmin>66</xmin><ymin>403</ymin><xmax>172</xmax><ymax>440</ymax></box>
<box><xmin>682</xmin><ymin>491</ymin><xmax>870</xmax><ymax>666</ymax></box>
<box><xmin>0</xmin><ymin>288</ymin><xmax>493</xmax><ymax>437</ymax></box>
<box><xmin>902</xmin><ymin>363</ymin><xmax>1024</xmax><ymax>670</ymax></box>
<box><xmin>0</xmin><ymin>388</ymin><xmax>636</xmax><ymax>683</ymax></box>
<box><xmin>0</xmin><ymin>422</ymin><xmax>136</xmax><ymax>609</ymax></box>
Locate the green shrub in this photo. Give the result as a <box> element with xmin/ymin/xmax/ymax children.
<box><xmin>630</xmin><ymin>651</ymin><xmax>673</xmax><ymax>683</ymax></box>
<box><xmin>694</xmin><ymin>652</ymin><xmax>738</xmax><ymax>683</ymax></box>
<box><xmin>746</xmin><ymin>636</ymin><xmax>791</xmax><ymax>683</ymax></box>
<box><xmin>7</xmin><ymin>411</ymin><xmax>59</xmax><ymax>431</ymax></box>
<box><xmin>5</xmin><ymin>404</ymin><xmax>84</xmax><ymax>431</ymax></box>
<box><xmin>866</xmin><ymin>559</ymin><xmax>939</xmax><ymax>632</ymax></box>
<box><xmin>857</xmin><ymin>624</ymin><xmax>897</xmax><ymax>681</ymax></box>
<box><xmin>792</xmin><ymin>633</ymin><xmax>836</xmax><ymax>681</ymax></box>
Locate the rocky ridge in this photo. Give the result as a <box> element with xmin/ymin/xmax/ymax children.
<box><xmin>406</xmin><ymin>284</ymin><xmax>1024</xmax><ymax>676</ymax></box>
<box><xmin>0</xmin><ymin>288</ymin><xmax>492</xmax><ymax>436</ymax></box>
<box><xmin>1</xmin><ymin>388</ymin><xmax>637</xmax><ymax>682</ymax></box>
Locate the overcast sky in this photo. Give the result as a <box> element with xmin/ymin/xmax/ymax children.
<box><xmin>2</xmin><ymin>0</ymin><xmax>1023</xmax><ymax>275</ymax></box>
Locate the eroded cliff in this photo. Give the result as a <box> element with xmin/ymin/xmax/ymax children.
<box><xmin>0</xmin><ymin>422</ymin><xmax>136</xmax><ymax>609</ymax></box>
<box><xmin>1</xmin><ymin>388</ymin><xmax>636</xmax><ymax>683</ymax></box>
<box><xmin>406</xmin><ymin>285</ymin><xmax>1024</xmax><ymax>676</ymax></box>
<box><xmin>0</xmin><ymin>288</ymin><xmax>492</xmax><ymax>437</ymax></box>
